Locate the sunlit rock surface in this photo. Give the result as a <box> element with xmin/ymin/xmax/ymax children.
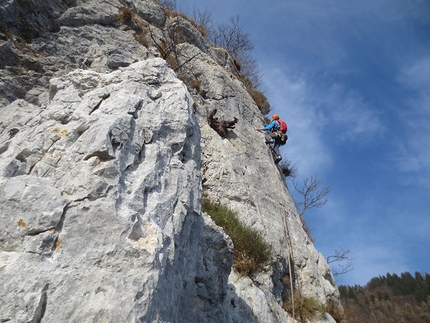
<box><xmin>0</xmin><ymin>1</ymin><xmax>340</xmax><ymax>322</ymax></box>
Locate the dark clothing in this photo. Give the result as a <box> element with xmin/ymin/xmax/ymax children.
<box><xmin>265</xmin><ymin>132</ymin><xmax>282</xmax><ymax>159</ymax></box>
<box><xmin>259</xmin><ymin>117</ymin><xmax>286</xmax><ymax>163</ymax></box>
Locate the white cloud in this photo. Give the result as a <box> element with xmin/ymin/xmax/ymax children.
<box><xmin>398</xmin><ymin>57</ymin><xmax>430</xmax><ymax>91</ymax></box>
<box><xmin>261</xmin><ymin>67</ymin><xmax>332</xmax><ymax>177</ymax></box>
<box><xmin>318</xmin><ymin>84</ymin><xmax>385</xmax><ymax>143</ymax></box>
<box><xmin>179</xmin><ymin>0</ymin><xmax>430</xmax><ymax>286</ymax></box>
<box><xmin>261</xmin><ymin>64</ymin><xmax>385</xmax><ymax>179</ymax></box>
<box><xmin>392</xmin><ymin>57</ymin><xmax>430</xmax><ymax>186</ymax></box>
<box><xmin>397</xmin><ymin>57</ymin><xmax>430</xmax><ymax>118</ymax></box>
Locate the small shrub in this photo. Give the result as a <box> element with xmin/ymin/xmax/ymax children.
<box><xmin>190</xmin><ymin>80</ymin><xmax>201</xmax><ymax>93</ymax></box>
<box><xmin>284</xmin><ymin>294</ymin><xmax>324</xmax><ymax>323</ymax></box>
<box><xmin>118</xmin><ymin>7</ymin><xmax>133</xmax><ymax>24</ymax></box>
<box><xmin>134</xmin><ymin>32</ymin><xmax>149</xmax><ymax>47</ymax></box>
<box><xmin>324</xmin><ymin>298</ymin><xmax>346</xmax><ymax>323</ymax></box>
<box><xmin>165</xmin><ymin>53</ymin><xmax>179</xmax><ymax>70</ymax></box>
<box><xmin>279</xmin><ymin>160</ymin><xmax>297</xmax><ymax>178</ymax></box>
<box><xmin>239</xmin><ymin>75</ymin><xmax>253</xmax><ymax>89</ymax></box>
<box><xmin>202</xmin><ymin>198</ymin><xmax>272</xmax><ymax>277</ymax></box>
<box><xmin>163</xmin><ymin>8</ymin><xmax>207</xmax><ymax>37</ymax></box>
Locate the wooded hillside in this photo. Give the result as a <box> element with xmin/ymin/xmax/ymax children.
<box><xmin>340</xmin><ymin>272</ymin><xmax>430</xmax><ymax>323</ymax></box>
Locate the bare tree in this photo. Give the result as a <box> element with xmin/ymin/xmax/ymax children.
<box><xmin>157</xmin><ymin>4</ymin><xmax>266</xmax><ymax>107</ymax></box>
<box><xmin>293</xmin><ymin>175</ymin><xmax>331</xmax><ymax>217</ymax></box>
<box><xmin>209</xmin><ymin>15</ymin><xmax>253</xmax><ymax>58</ymax></box>
<box><xmin>207</xmin><ymin>15</ymin><xmax>262</xmax><ymax>87</ymax></box>
<box><xmin>327</xmin><ymin>247</ymin><xmax>354</xmax><ymax>276</ymax></box>
<box><xmin>293</xmin><ymin>175</ymin><xmax>352</xmax><ymax>276</ymax></box>
<box><xmin>191</xmin><ymin>6</ymin><xmax>214</xmax><ymax>37</ymax></box>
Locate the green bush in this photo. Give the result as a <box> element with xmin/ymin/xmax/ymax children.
<box><xmin>202</xmin><ymin>198</ymin><xmax>272</xmax><ymax>277</ymax></box>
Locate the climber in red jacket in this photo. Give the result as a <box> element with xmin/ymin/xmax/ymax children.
<box><xmin>254</xmin><ymin>114</ymin><xmax>287</xmax><ymax>164</ymax></box>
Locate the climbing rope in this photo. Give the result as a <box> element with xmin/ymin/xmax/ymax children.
<box><xmin>272</xmin><ymin>158</ymin><xmax>297</xmax><ymax>321</ymax></box>
<box><xmin>226</xmin><ymin>121</ymin><xmax>299</xmax><ymax>320</ymax></box>
<box><xmin>246</xmin><ymin>165</ymin><xmax>297</xmax><ymax>321</ymax></box>
<box><xmin>283</xmin><ymin>211</ymin><xmax>295</xmax><ymax>320</ymax></box>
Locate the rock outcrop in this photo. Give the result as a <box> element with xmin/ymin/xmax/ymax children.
<box><xmin>0</xmin><ymin>1</ymin><xmax>340</xmax><ymax>322</ymax></box>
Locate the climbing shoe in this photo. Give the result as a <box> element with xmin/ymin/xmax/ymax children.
<box><xmin>275</xmin><ymin>155</ymin><xmax>282</xmax><ymax>164</ymax></box>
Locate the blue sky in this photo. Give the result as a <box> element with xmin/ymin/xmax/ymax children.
<box><xmin>176</xmin><ymin>0</ymin><xmax>430</xmax><ymax>286</ymax></box>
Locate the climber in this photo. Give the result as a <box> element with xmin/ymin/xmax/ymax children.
<box><xmin>254</xmin><ymin>114</ymin><xmax>288</xmax><ymax>164</ymax></box>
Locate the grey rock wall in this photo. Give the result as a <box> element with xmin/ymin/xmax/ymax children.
<box><xmin>174</xmin><ymin>41</ymin><xmax>339</xmax><ymax>323</ymax></box>
<box><xmin>0</xmin><ymin>0</ymin><xmax>341</xmax><ymax>322</ymax></box>
<box><xmin>0</xmin><ymin>58</ymin><xmax>215</xmax><ymax>322</ymax></box>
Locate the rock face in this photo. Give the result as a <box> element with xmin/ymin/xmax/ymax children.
<box><xmin>0</xmin><ymin>1</ymin><xmax>340</xmax><ymax>322</ymax></box>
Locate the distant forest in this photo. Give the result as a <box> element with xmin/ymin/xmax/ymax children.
<box><xmin>339</xmin><ymin>271</ymin><xmax>430</xmax><ymax>323</ymax></box>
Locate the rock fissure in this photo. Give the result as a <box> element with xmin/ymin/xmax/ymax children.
<box><xmin>55</xmin><ymin>202</ymin><xmax>72</xmax><ymax>234</ymax></box>
<box><xmin>29</xmin><ymin>284</ymin><xmax>48</xmax><ymax>323</ymax></box>
<box><xmin>25</xmin><ymin>227</ymin><xmax>56</xmax><ymax>237</ymax></box>
<box><xmin>89</xmin><ymin>92</ymin><xmax>110</xmax><ymax>115</ymax></box>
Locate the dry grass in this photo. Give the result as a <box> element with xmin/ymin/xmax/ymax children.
<box><xmin>300</xmin><ymin>215</ymin><xmax>314</xmax><ymax>243</ymax></box>
<box><xmin>165</xmin><ymin>53</ymin><xmax>179</xmax><ymax>70</ymax></box>
<box><xmin>190</xmin><ymin>80</ymin><xmax>202</xmax><ymax>93</ymax></box>
<box><xmin>134</xmin><ymin>32</ymin><xmax>149</xmax><ymax>47</ymax></box>
<box><xmin>284</xmin><ymin>295</ymin><xmax>325</xmax><ymax>323</ymax></box>
<box><xmin>164</xmin><ymin>9</ymin><xmax>207</xmax><ymax>37</ymax></box>
<box><xmin>247</xmin><ymin>88</ymin><xmax>271</xmax><ymax>115</ymax></box>
<box><xmin>118</xmin><ymin>6</ymin><xmax>150</xmax><ymax>48</ymax></box>
<box><xmin>233</xmin><ymin>58</ymin><xmax>242</xmax><ymax>72</ymax></box>
<box><xmin>325</xmin><ymin>298</ymin><xmax>346</xmax><ymax>323</ymax></box>
<box><xmin>118</xmin><ymin>7</ymin><xmax>133</xmax><ymax>24</ymax></box>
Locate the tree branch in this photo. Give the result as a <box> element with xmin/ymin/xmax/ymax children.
<box><xmin>326</xmin><ymin>247</ymin><xmax>354</xmax><ymax>276</ymax></box>
<box><xmin>293</xmin><ymin>175</ymin><xmax>331</xmax><ymax>217</ymax></box>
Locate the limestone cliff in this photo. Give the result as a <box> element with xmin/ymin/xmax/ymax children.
<box><xmin>0</xmin><ymin>1</ymin><xmax>340</xmax><ymax>322</ymax></box>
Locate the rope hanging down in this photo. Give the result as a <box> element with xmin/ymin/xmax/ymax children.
<box><xmin>272</xmin><ymin>158</ymin><xmax>297</xmax><ymax>321</ymax></box>
<box><xmin>283</xmin><ymin>212</ymin><xmax>295</xmax><ymax>320</ymax></box>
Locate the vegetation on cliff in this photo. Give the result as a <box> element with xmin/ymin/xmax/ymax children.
<box><xmin>159</xmin><ymin>0</ymin><xmax>271</xmax><ymax>114</ymax></box>
<box><xmin>202</xmin><ymin>198</ymin><xmax>272</xmax><ymax>277</ymax></box>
